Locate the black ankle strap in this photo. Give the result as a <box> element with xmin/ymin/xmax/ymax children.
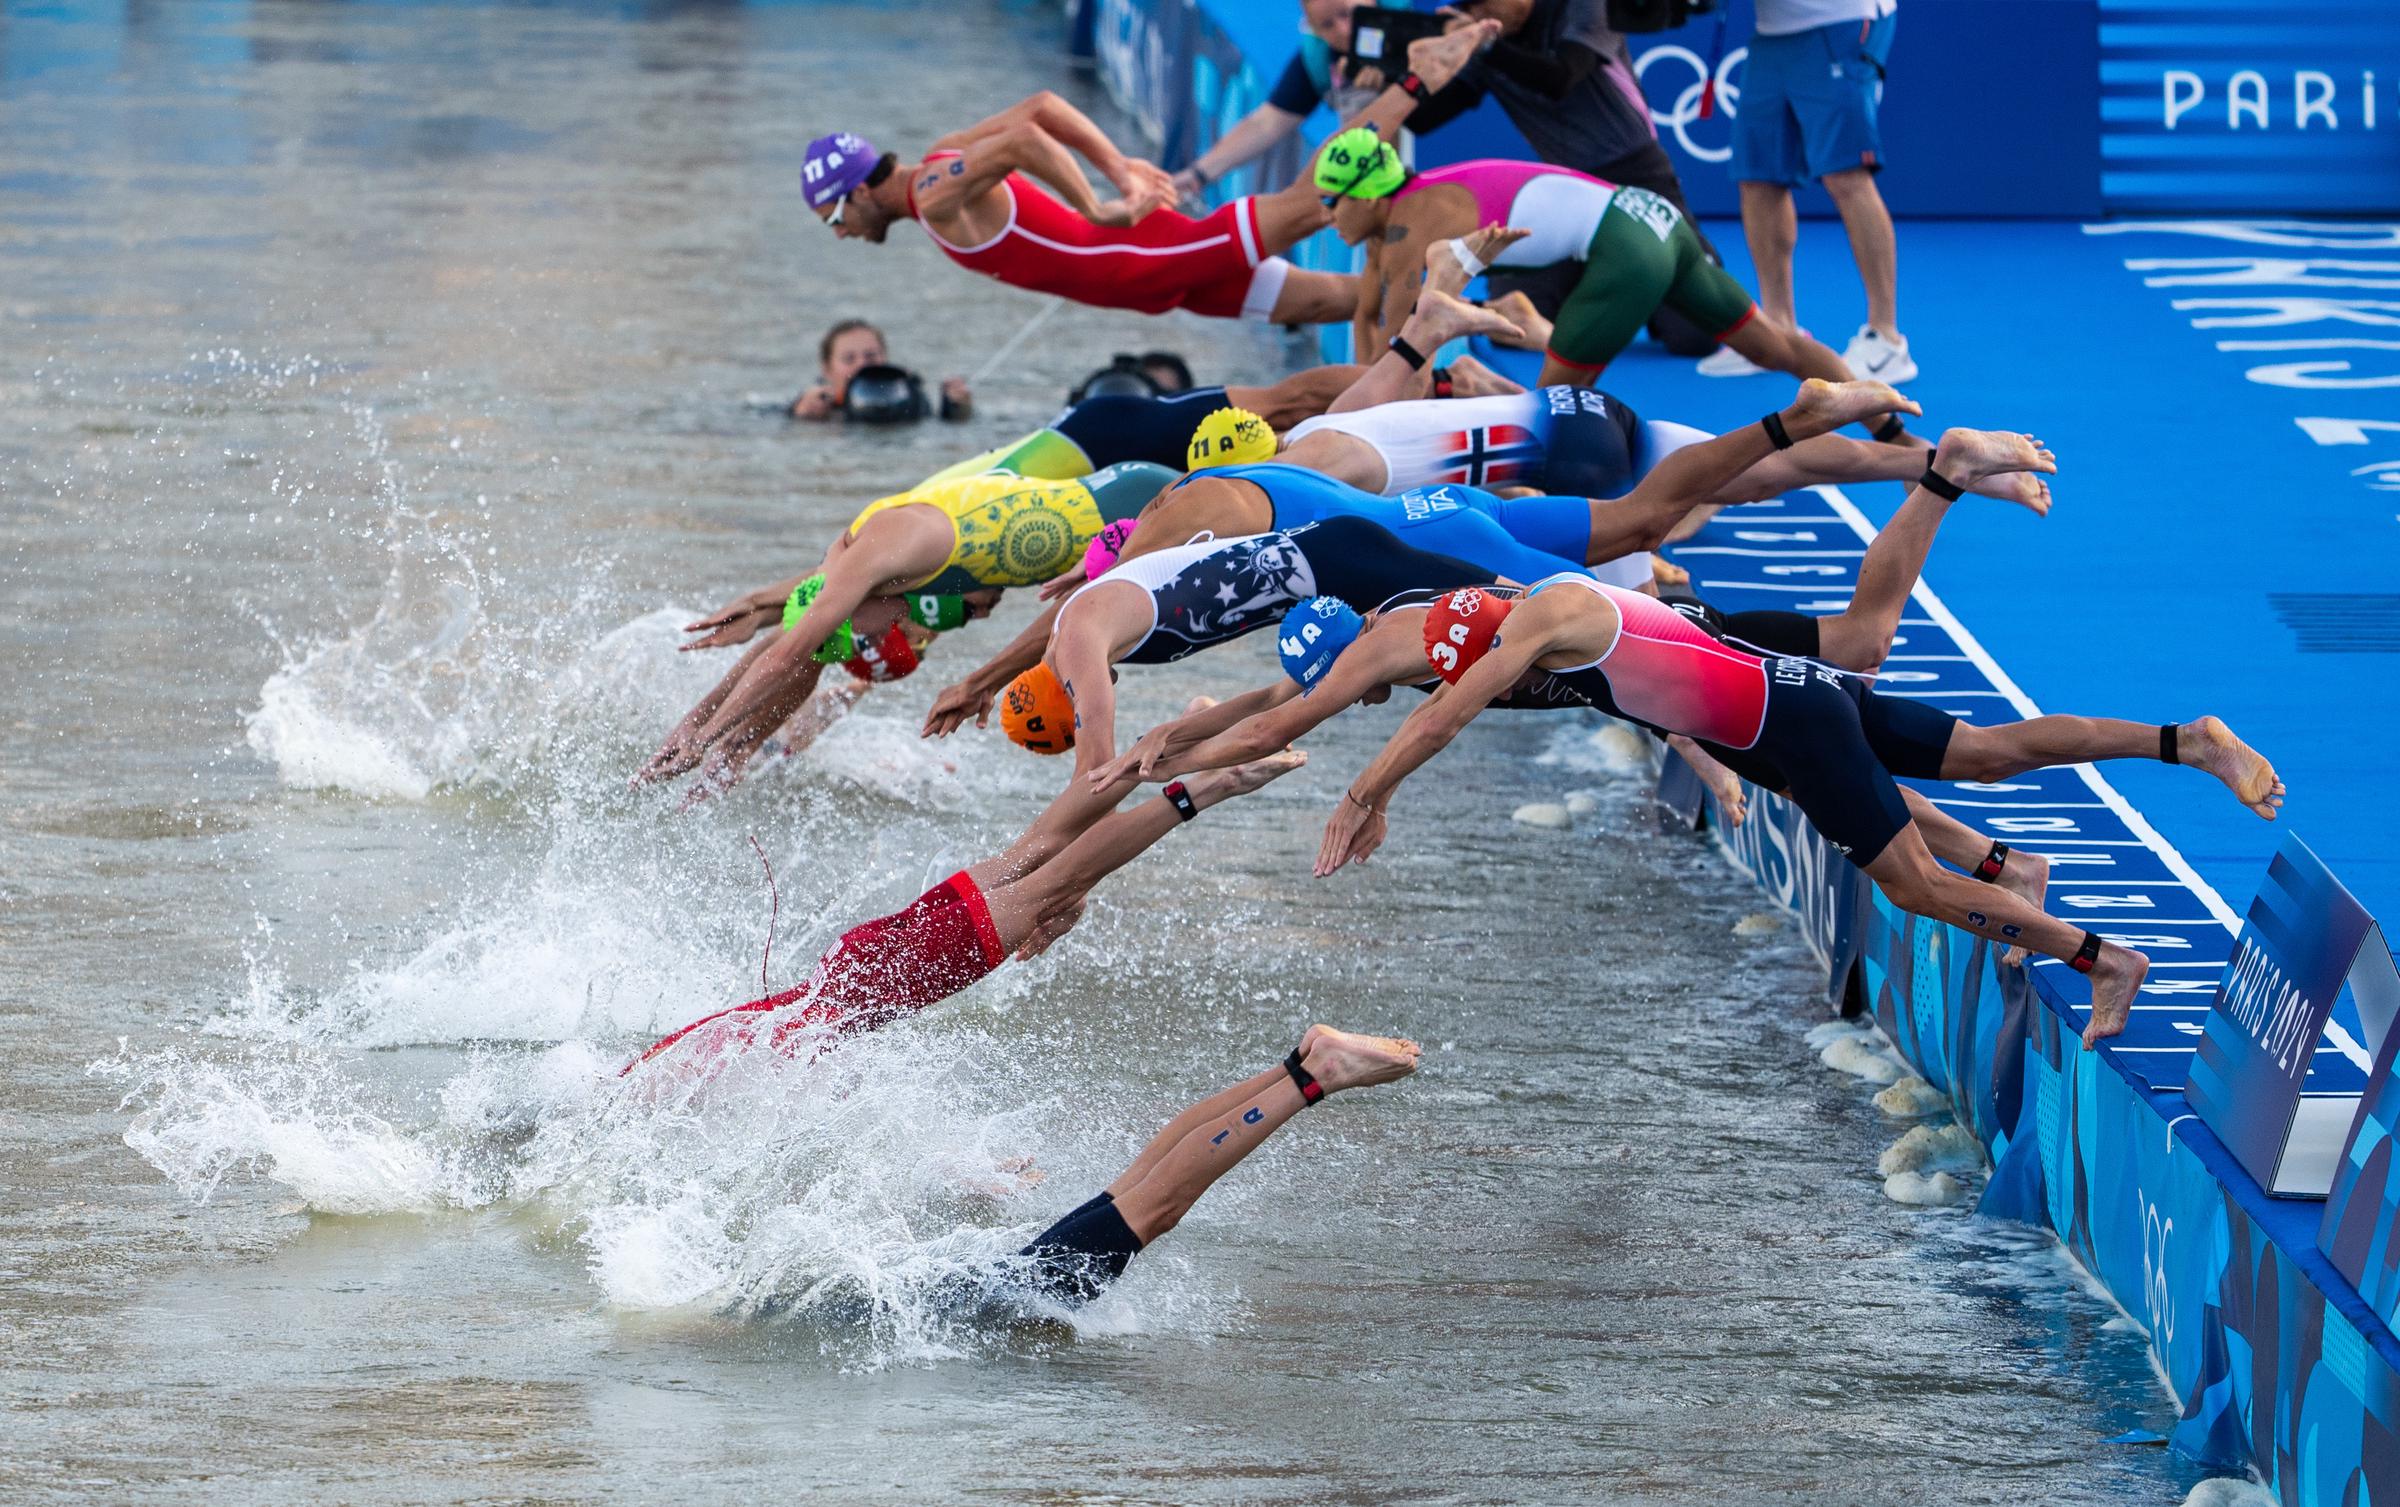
<box><xmin>1760</xmin><ymin>410</ymin><xmax>1793</xmax><ymax>450</ymax></box>
<box><xmin>2069</xmin><ymin>931</ymin><xmax>2102</xmax><ymax>975</ymax></box>
<box><xmin>1283</xmin><ymin>1049</ymin><xmax>1324</xmax><ymax>1105</ymax></box>
<box><xmin>1164</xmin><ymin>780</ymin><xmax>1198</xmax><ymax>823</ymax></box>
<box><xmin>1872</xmin><ymin>413</ymin><xmax>1909</xmax><ymax>443</ymax></box>
<box><xmin>2160</xmin><ymin>724</ymin><xmax>2178</xmax><ymax>765</ymax></box>
<box><xmin>1973</xmin><ymin>840</ymin><xmax>2009</xmax><ymax>882</ymax></box>
<box><xmin>1919</xmin><ymin>459</ymin><xmax>1964</xmax><ymax>501</ymax></box>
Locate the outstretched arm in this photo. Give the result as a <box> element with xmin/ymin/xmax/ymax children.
<box><xmin>670</xmin><ymin>532</ymin><xmax>912</xmax><ymax>771</ymax></box>
<box><xmin>1134</xmin><ymin>624</ymin><xmax>1427</xmax><ymax>782</ymax></box>
<box><xmin>1054</xmin><ymin>615</ymin><xmax>1123</xmax><ymax>781</ymax></box>
<box><xmin>926</xmin><ymin>91</ymin><xmax>1167</xmax><ymax>208</ymax></box>
<box><xmin>923</xmin><ymin>595</ymin><xmax>1063</xmax><ymax>737</ymax></box>
<box><xmin>915</xmin><ymin>120</ymin><xmax>1123</xmax><ymax>224</ymax></box>
<box><xmin>1314</xmin><ymin>627</ymin><xmax>1551</xmax><ymax>875</ymax></box>
<box><xmin>1087</xmin><ymin>678</ymin><xmax>1305</xmax><ymax>787</ymax></box>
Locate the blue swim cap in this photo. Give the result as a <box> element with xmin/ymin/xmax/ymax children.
<box><xmin>1278</xmin><ymin>597</ymin><xmax>1363</xmax><ymax>691</ymax></box>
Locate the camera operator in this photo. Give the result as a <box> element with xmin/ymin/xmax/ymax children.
<box><xmin>790</xmin><ymin>318</ymin><xmax>973</xmax><ymax>423</ymax></box>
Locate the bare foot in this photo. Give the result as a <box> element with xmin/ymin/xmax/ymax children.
<box><xmin>1405</xmin><ymin>287</ymin><xmax>1523</xmax><ymax>351</ymax></box>
<box><xmin>1930</xmin><ymin>429</ymin><xmax>2058</xmax><ymax>512</ymax></box>
<box><xmin>1423</xmin><ymin>224</ymin><xmax>1529</xmax><ymax>297</ymax></box>
<box><xmin>1182</xmin><ymin>694</ymin><xmax>1219</xmax><ymax>716</ymax></box>
<box><xmin>2175</xmin><ymin>715</ymin><xmax>2285</xmax><ymax>820</ymax></box>
<box><xmin>1296</xmin><ymin>1024</ymin><xmax>1422</xmax><ymax>1093</ymax></box>
<box><xmin>1443</xmin><ymin>353</ymin><xmax>1524</xmax><ymax>397</ymax></box>
<box><xmin>2082</xmin><ymin>942</ymin><xmax>2150</xmax><ymax>1047</ymax></box>
<box><xmin>1650</xmin><ymin>556</ymin><xmax>1690</xmax><ymax>589</ymax></box>
<box><xmin>1788</xmin><ymin>377</ymin><xmax>1919</xmax><ymax>435</ymax></box>
<box><xmin>956</xmin><ymin>1154</ymin><xmax>1046</xmax><ymax>1201</ymax></box>
<box><xmin>1482</xmin><ymin>291</ymin><xmax>1551</xmax><ymax>351</ymax></box>
<box><xmin>1967</xmin><ymin>466</ymin><xmax>2052</xmax><ymax>516</ymax></box>
<box><xmin>1185</xmin><ymin>749</ymin><xmax>1308</xmax><ymax>806</ymax></box>
<box><xmin>1995</xmin><ymin>848</ymin><xmax>2050</xmax><ymax>967</ymax></box>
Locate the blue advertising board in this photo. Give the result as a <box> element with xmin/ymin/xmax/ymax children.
<box><xmin>2318</xmin><ymin>916</ymin><xmax>2400</xmax><ymax>1324</ymax></box>
<box><xmin>2100</xmin><ymin>0</ymin><xmax>2400</xmax><ymax>214</ymax></box>
<box><xmin>2187</xmin><ymin>835</ymin><xmax>2395</xmax><ymax>1197</ymax></box>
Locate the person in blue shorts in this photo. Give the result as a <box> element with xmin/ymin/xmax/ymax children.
<box><xmin>1718</xmin><ymin>0</ymin><xmax>1914</xmax><ymax>384</ymax></box>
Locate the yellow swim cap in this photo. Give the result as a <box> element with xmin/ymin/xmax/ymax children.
<box><xmin>1186</xmin><ymin>406</ymin><xmax>1276</xmax><ymax>471</ymax></box>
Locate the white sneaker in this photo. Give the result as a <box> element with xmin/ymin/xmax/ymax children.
<box><xmin>1696</xmin><ymin>343</ymin><xmax>1766</xmax><ymax>377</ymax></box>
<box><xmin>1841</xmin><ymin>325</ymin><xmax>1917</xmax><ymax>384</ymax></box>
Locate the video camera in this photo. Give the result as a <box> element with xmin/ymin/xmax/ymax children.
<box><xmin>1343</xmin><ymin>6</ymin><xmax>1451</xmax><ymax>69</ymax></box>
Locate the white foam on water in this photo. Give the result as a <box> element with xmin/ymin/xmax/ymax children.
<box><xmin>97</xmin><ymin>1042</ymin><xmax>475</xmax><ymax>1215</ymax></box>
<box><xmin>1533</xmin><ymin>715</ymin><xmax>1651</xmax><ymax>779</ymax></box>
<box><xmin>1882</xmin><ymin>1170</ymin><xmax>1967</xmax><ymax>1207</ymax></box>
<box><xmin>1877</xmin><ymin>1123</ymin><xmax>1984</xmax><ymax>1179</ymax></box>
<box><xmin>2182</xmin><ymin>1478</ymin><xmax>2278</xmax><ymax>1507</ymax></box>
<box><xmin>1820</xmin><ymin>1034</ymin><xmax>1904</xmax><ymax>1085</ymax></box>
<box><xmin>1803</xmin><ymin>1018</ymin><xmax>1871</xmax><ymax>1050</ymax></box>
<box><xmin>1873</xmin><ymin>1075</ymin><xmax>1948</xmax><ymax>1118</ymax></box>
<box><xmin>1732</xmin><ymin>911</ymin><xmax>1783</xmax><ymax>937</ymax></box>
<box><xmin>1510</xmin><ymin>802</ymin><xmax>1572</xmax><ymax>830</ymax></box>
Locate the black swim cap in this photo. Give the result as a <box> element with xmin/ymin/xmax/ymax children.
<box><xmin>1137</xmin><ymin>351</ymin><xmax>1193</xmax><ymax>393</ymax></box>
<box><xmin>1069</xmin><ymin>355</ymin><xmax>1162</xmax><ymax>406</ymax></box>
<box><xmin>842</xmin><ymin>364</ymin><xmax>930</xmax><ymax>424</ymax></box>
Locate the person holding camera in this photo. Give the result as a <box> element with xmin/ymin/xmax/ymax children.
<box><xmin>1712</xmin><ymin>0</ymin><xmax>1913</xmax><ymax>383</ymax></box>
<box><xmin>789</xmin><ymin>318</ymin><xmax>972</xmax><ymax>423</ymax></box>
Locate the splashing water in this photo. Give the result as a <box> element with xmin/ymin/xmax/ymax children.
<box><xmin>97</xmin><ymin>1018</ymin><xmax>1195</xmax><ymax>1368</ymax></box>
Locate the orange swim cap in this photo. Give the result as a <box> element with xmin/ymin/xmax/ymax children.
<box><xmin>1000</xmin><ymin>663</ymin><xmax>1076</xmax><ymax>754</ymax></box>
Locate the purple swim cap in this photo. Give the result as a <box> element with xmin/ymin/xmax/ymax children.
<box><xmin>1083</xmin><ymin>518</ymin><xmax>1139</xmax><ymax>580</ymax></box>
<box><xmin>803</xmin><ymin>132</ymin><xmax>880</xmax><ymax>209</ymax></box>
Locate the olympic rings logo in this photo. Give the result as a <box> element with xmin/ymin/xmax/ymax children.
<box><xmin>1633</xmin><ymin>44</ymin><xmax>1749</xmax><ymax>163</ymax></box>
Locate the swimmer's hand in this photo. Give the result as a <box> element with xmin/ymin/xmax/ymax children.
<box><xmin>1036</xmin><ymin>564</ymin><xmax>1088</xmax><ymax>602</ymax></box>
<box><xmin>1015</xmin><ymin>900</ymin><xmax>1086</xmax><ymax>961</ymax></box>
<box><xmin>789</xmin><ymin>385</ymin><xmax>837</xmax><ymax>421</ymax></box>
<box><xmin>1314</xmin><ymin>792</ymin><xmax>1389</xmax><ymax>877</ymax></box>
<box><xmin>1089</xmin><ymin>723</ymin><xmax>1183</xmax><ymax>788</ymax></box>
<box><xmin>1334</xmin><ymin>61</ymin><xmax>1386</xmax><ymax>95</ymax></box>
<box><xmin>1112</xmin><ymin>156</ymin><xmax>1178</xmax><ymax>206</ymax></box>
<box><xmin>632</xmin><ymin>711</ymin><xmax>714</xmax><ymax>787</ymax></box>
<box><xmin>922</xmin><ymin>677</ymin><xmax>996</xmax><ymax>738</ymax></box>
<box><xmin>683</xmin><ymin>580</ymin><xmax>797</xmax><ymax>651</ymax></box>
<box><xmin>1406</xmin><ymin>17</ymin><xmax>1500</xmax><ymax>93</ymax></box>
<box><xmin>1089</xmin><ymin>181</ymin><xmax>1172</xmax><ymax>229</ymax></box>
<box><xmin>676</xmin><ymin>739</ymin><xmax>761</xmax><ymax>812</ymax></box>
<box><xmin>1669</xmin><ymin>735</ymin><xmax>1747</xmax><ymax>829</ymax></box>
<box><xmin>1442</xmin><ymin>354</ymin><xmax>1522</xmax><ymax>399</ymax></box>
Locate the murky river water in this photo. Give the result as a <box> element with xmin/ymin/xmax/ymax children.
<box><xmin>1</xmin><ymin>2</ymin><xmax>2222</xmax><ymax>1502</ymax></box>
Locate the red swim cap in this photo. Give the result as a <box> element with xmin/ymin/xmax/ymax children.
<box><xmin>1000</xmin><ymin>662</ymin><xmax>1076</xmax><ymax>754</ymax></box>
<box><xmin>842</xmin><ymin>623</ymin><xmax>921</xmax><ymax>683</ymax></box>
<box><xmin>1423</xmin><ymin>587</ymin><xmax>1511</xmax><ymax>683</ymax></box>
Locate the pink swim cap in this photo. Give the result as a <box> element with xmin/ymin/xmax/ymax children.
<box><xmin>1083</xmin><ymin>518</ymin><xmax>1139</xmax><ymax>579</ymax></box>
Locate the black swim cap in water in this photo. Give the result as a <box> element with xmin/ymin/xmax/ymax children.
<box><xmin>842</xmin><ymin>364</ymin><xmax>930</xmax><ymax>424</ymax></box>
<box><xmin>1069</xmin><ymin>355</ymin><xmax>1162</xmax><ymax>406</ymax></box>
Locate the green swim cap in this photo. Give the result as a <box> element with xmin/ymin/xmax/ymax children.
<box><xmin>1313</xmin><ymin>127</ymin><xmax>1406</xmax><ymax>201</ymax></box>
<box><xmin>782</xmin><ymin>573</ymin><xmax>857</xmax><ymax>663</ymax></box>
<box><xmin>904</xmin><ymin>592</ymin><xmax>970</xmax><ymax>632</ymax></box>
